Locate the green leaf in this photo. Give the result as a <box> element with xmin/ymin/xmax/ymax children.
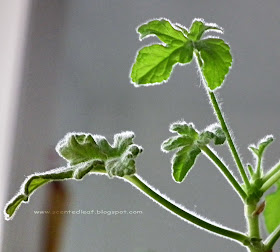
<box><xmin>188</xmin><ymin>19</ymin><xmax>222</xmax><ymax>41</ymax></box>
<box><xmin>138</xmin><ymin>19</ymin><xmax>188</xmax><ymax>44</ymax></box>
<box><xmin>162</xmin><ymin>121</ymin><xmax>225</xmax><ymax>182</ymax></box>
<box><xmin>131</xmin><ymin>18</ymin><xmax>232</xmax><ymax>90</ymax></box>
<box><xmin>131</xmin><ymin>42</ymin><xmax>193</xmax><ymax>85</ymax></box>
<box><xmin>212</xmin><ymin>127</ymin><xmax>226</xmax><ymax>145</ymax></box>
<box><xmin>264</xmin><ymin>180</ymin><xmax>280</xmax><ymax>233</ymax></box>
<box><xmin>4</xmin><ymin>131</ymin><xmax>143</xmax><ymax>220</ymax></box>
<box><xmin>131</xmin><ymin>19</ymin><xmax>193</xmax><ymax>85</ymax></box>
<box><xmin>56</xmin><ymin>133</ymin><xmax>107</xmax><ymax>165</ymax></box>
<box><xmin>249</xmin><ymin>135</ymin><xmax>274</xmax><ymax>158</ymax></box>
<box><xmin>199</xmin><ymin>124</ymin><xmax>226</xmax><ymax>146</ymax></box>
<box><xmin>172</xmin><ymin>146</ymin><xmax>201</xmax><ymax>182</ymax></box>
<box><xmin>5</xmin><ymin>195</ymin><xmax>28</xmax><ymax>220</ymax></box>
<box><xmin>161</xmin><ymin>136</ymin><xmax>193</xmax><ymax>152</ymax></box>
<box><xmin>170</xmin><ymin>121</ymin><xmax>198</xmax><ymax>136</ymax></box>
<box><xmin>195</xmin><ymin>38</ymin><xmax>232</xmax><ymax>90</ymax></box>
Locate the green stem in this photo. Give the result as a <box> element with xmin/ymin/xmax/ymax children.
<box><xmin>263</xmin><ymin>161</ymin><xmax>280</xmax><ymax>183</ymax></box>
<box><xmin>194</xmin><ymin>51</ymin><xmax>250</xmax><ymax>189</ymax></box>
<box><xmin>201</xmin><ymin>146</ymin><xmax>247</xmax><ymax>201</ymax></box>
<box><xmin>125</xmin><ymin>174</ymin><xmax>249</xmax><ymax>245</ymax></box>
<box><xmin>247</xmin><ymin>164</ymin><xmax>255</xmax><ymax>179</ymax></box>
<box><xmin>209</xmin><ymin>91</ymin><xmax>251</xmax><ymax>189</ymax></box>
<box><xmin>264</xmin><ymin>224</ymin><xmax>280</xmax><ymax>251</ymax></box>
<box><xmin>260</xmin><ymin>169</ymin><xmax>280</xmax><ymax>193</ymax></box>
<box><xmin>246</xmin><ymin>204</ymin><xmax>260</xmax><ymax>238</ymax></box>
<box><xmin>245</xmin><ymin>204</ymin><xmax>263</xmax><ymax>252</ymax></box>
<box><xmin>256</xmin><ymin>158</ymin><xmax>262</xmax><ymax>179</ymax></box>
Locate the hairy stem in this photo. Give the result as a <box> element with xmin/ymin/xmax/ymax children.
<box><xmin>260</xmin><ymin>169</ymin><xmax>280</xmax><ymax>193</ymax></box>
<box><xmin>264</xmin><ymin>224</ymin><xmax>280</xmax><ymax>251</ymax></box>
<box><xmin>194</xmin><ymin>51</ymin><xmax>250</xmax><ymax>189</ymax></box>
<box><xmin>263</xmin><ymin>161</ymin><xmax>280</xmax><ymax>183</ymax></box>
<box><xmin>256</xmin><ymin>158</ymin><xmax>262</xmax><ymax>179</ymax></box>
<box><xmin>201</xmin><ymin>146</ymin><xmax>247</xmax><ymax>201</ymax></box>
<box><xmin>208</xmin><ymin>91</ymin><xmax>251</xmax><ymax>189</ymax></box>
<box><xmin>125</xmin><ymin>174</ymin><xmax>249</xmax><ymax>245</ymax></box>
<box><xmin>247</xmin><ymin>164</ymin><xmax>255</xmax><ymax>179</ymax></box>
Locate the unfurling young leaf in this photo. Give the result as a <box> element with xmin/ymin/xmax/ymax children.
<box><xmin>131</xmin><ymin>18</ymin><xmax>232</xmax><ymax>90</ymax></box>
<box><xmin>264</xmin><ymin>180</ymin><xmax>280</xmax><ymax>233</ymax></box>
<box><xmin>161</xmin><ymin>121</ymin><xmax>225</xmax><ymax>182</ymax></box>
<box><xmin>188</xmin><ymin>19</ymin><xmax>222</xmax><ymax>41</ymax></box>
<box><xmin>248</xmin><ymin>135</ymin><xmax>274</xmax><ymax>159</ymax></box>
<box><xmin>4</xmin><ymin>131</ymin><xmax>143</xmax><ymax>220</ymax></box>
<box><xmin>248</xmin><ymin>135</ymin><xmax>274</xmax><ymax>178</ymax></box>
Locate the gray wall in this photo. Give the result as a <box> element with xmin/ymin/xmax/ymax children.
<box><xmin>3</xmin><ymin>0</ymin><xmax>280</xmax><ymax>251</ymax></box>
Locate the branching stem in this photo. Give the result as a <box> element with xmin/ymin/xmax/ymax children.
<box><xmin>208</xmin><ymin>91</ymin><xmax>251</xmax><ymax>189</ymax></box>
<box><xmin>260</xmin><ymin>169</ymin><xmax>280</xmax><ymax>193</ymax></box>
<box><xmin>125</xmin><ymin>174</ymin><xmax>249</xmax><ymax>245</ymax></box>
<box><xmin>194</xmin><ymin>51</ymin><xmax>250</xmax><ymax>189</ymax></box>
<box><xmin>263</xmin><ymin>161</ymin><xmax>280</xmax><ymax>183</ymax></box>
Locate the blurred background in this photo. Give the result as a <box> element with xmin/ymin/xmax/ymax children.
<box><xmin>1</xmin><ymin>0</ymin><xmax>280</xmax><ymax>251</ymax></box>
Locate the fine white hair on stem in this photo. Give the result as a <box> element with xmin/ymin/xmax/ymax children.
<box><xmin>202</xmin><ymin>146</ymin><xmax>242</xmax><ymax>188</ymax></box>
<box><xmin>207</xmin><ymin>91</ymin><xmax>246</xmax><ymax>176</ymax></box>
<box><xmin>122</xmin><ymin>174</ymin><xmax>244</xmax><ymax>244</ymax></box>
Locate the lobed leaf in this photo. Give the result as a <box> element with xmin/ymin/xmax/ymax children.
<box><xmin>56</xmin><ymin>133</ymin><xmax>107</xmax><ymax>165</ymax></box>
<box><xmin>162</xmin><ymin>121</ymin><xmax>225</xmax><ymax>182</ymax></box>
<box><xmin>4</xmin><ymin>131</ymin><xmax>143</xmax><ymax>220</ymax></box>
<box><xmin>131</xmin><ymin>42</ymin><xmax>193</xmax><ymax>85</ymax></box>
<box><xmin>211</xmin><ymin>127</ymin><xmax>226</xmax><ymax>145</ymax></box>
<box><xmin>264</xmin><ymin>180</ymin><xmax>280</xmax><ymax>233</ymax></box>
<box><xmin>138</xmin><ymin>19</ymin><xmax>188</xmax><ymax>44</ymax></box>
<box><xmin>248</xmin><ymin>135</ymin><xmax>274</xmax><ymax>159</ymax></box>
<box><xmin>195</xmin><ymin>38</ymin><xmax>232</xmax><ymax>90</ymax></box>
<box><xmin>188</xmin><ymin>19</ymin><xmax>222</xmax><ymax>41</ymax></box>
<box><xmin>131</xmin><ymin>19</ymin><xmax>193</xmax><ymax>85</ymax></box>
<box><xmin>161</xmin><ymin>135</ymin><xmax>193</xmax><ymax>152</ymax></box>
<box><xmin>131</xmin><ymin>18</ymin><xmax>232</xmax><ymax>90</ymax></box>
<box><xmin>170</xmin><ymin>121</ymin><xmax>198</xmax><ymax>136</ymax></box>
<box><xmin>199</xmin><ymin>124</ymin><xmax>226</xmax><ymax>146</ymax></box>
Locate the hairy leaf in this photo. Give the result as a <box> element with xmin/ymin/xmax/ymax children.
<box><xmin>161</xmin><ymin>135</ymin><xmax>193</xmax><ymax>152</ymax></box>
<box><xmin>162</xmin><ymin>121</ymin><xmax>225</xmax><ymax>182</ymax></box>
<box><xmin>4</xmin><ymin>131</ymin><xmax>143</xmax><ymax>220</ymax></box>
<box><xmin>172</xmin><ymin>146</ymin><xmax>201</xmax><ymax>182</ymax></box>
<box><xmin>195</xmin><ymin>38</ymin><xmax>232</xmax><ymax>90</ymax></box>
<box><xmin>188</xmin><ymin>19</ymin><xmax>222</xmax><ymax>41</ymax></box>
<box><xmin>211</xmin><ymin>127</ymin><xmax>226</xmax><ymax>145</ymax></box>
<box><xmin>131</xmin><ymin>18</ymin><xmax>232</xmax><ymax>90</ymax></box>
<box><xmin>56</xmin><ymin>133</ymin><xmax>106</xmax><ymax>165</ymax></box>
<box><xmin>170</xmin><ymin>121</ymin><xmax>198</xmax><ymax>136</ymax></box>
<box><xmin>264</xmin><ymin>180</ymin><xmax>280</xmax><ymax>233</ymax></box>
<box><xmin>199</xmin><ymin>124</ymin><xmax>226</xmax><ymax>146</ymax></box>
<box><xmin>138</xmin><ymin>19</ymin><xmax>187</xmax><ymax>44</ymax></box>
<box><xmin>131</xmin><ymin>19</ymin><xmax>193</xmax><ymax>85</ymax></box>
<box><xmin>249</xmin><ymin>135</ymin><xmax>274</xmax><ymax>158</ymax></box>
<box><xmin>131</xmin><ymin>42</ymin><xmax>193</xmax><ymax>85</ymax></box>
